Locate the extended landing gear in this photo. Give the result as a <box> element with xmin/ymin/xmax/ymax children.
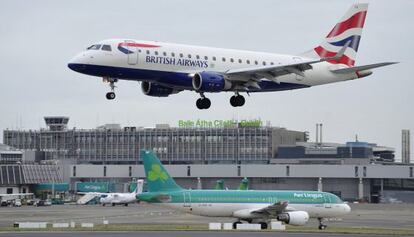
<box><xmin>318</xmin><ymin>217</ymin><xmax>327</xmax><ymax>230</ymax></box>
<box><xmin>232</xmin><ymin>221</ymin><xmax>242</xmax><ymax>229</ymax></box>
<box><xmin>230</xmin><ymin>93</ymin><xmax>245</xmax><ymax>107</ymax></box>
<box><xmin>196</xmin><ymin>93</ymin><xmax>211</xmax><ymax>110</ymax></box>
<box><xmin>258</xmin><ymin>222</ymin><xmax>268</xmax><ymax>229</ymax></box>
<box><xmin>104</xmin><ymin>78</ymin><xmax>117</xmax><ymax>100</ymax></box>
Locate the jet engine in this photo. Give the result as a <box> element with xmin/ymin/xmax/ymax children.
<box><xmin>141</xmin><ymin>82</ymin><xmax>177</xmax><ymax>97</ymax></box>
<box><xmin>192</xmin><ymin>72</ymin><xmax>232</xmax><ymax>92</ymax></box>
<box><xmin>277</xmin><ymin>211</ymin><xmax>309</xmax><ymax>226</ymax></box>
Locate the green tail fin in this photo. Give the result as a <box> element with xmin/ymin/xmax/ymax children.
<box><xmin>214</xmin><ymin>179</ymin><xmax>225</xmax><ymax>190</ymax></box>
<box><xmin>141</xmin><ymin>150</ymin><xmax>182</xmax><ymax>192</ymax></box>
<box><xmin>238</xmin><ymin>178</ymin><xmax>249</xmax><ymax>190</ymax></box>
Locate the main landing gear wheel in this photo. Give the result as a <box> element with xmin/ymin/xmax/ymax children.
<box><xmin>106</xmin><ymin>92</ymin><xmax>116</xmax><ymax>100</ymax></box>
<box><xmin>196</xmin><ymin>98</ymin><xmax>211</xmax><ymax>109</ymax></box>
<box><xmin>318</xmin><ymin>217</ymin><xmax>327</xmax><ymax>230</ymax></box>
<box><xmin>196</xmin><ymin>93</ymin><xmax>211</xmax><ymax>110</ymax></box>
<box><xmin>230</xmin><ymin>94</ymin><xmax>245</xmax><ymax>107</ymax></box>
<box><xmin>259</xmin><ymin>222</ymin><xmax>268</xmax><ymax>229</ymax></box>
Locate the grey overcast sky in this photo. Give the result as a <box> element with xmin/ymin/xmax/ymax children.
<box><xmin>0</xmin><ymin>0</ymin><xmax>412</xmax><ymax>161</ymax></box>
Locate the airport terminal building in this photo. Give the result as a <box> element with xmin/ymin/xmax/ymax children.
<box><xmin>2</xmin><ymin>117</ymin><xmax>414</xmax><ymax>203</ymax></box>
<box><xmin>3</xmin><ymin>117</ymin><xmax>306</xmax><ymax>164</ymax></box>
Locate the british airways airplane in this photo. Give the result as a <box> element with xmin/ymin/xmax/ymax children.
<box><xmin>68</xmin><ymin>3</ymin><xmax>396</xmax><ymax>110</ymax></box>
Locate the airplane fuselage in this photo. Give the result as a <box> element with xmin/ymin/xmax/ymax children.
<box><xmin>100</xmin><ymin>192</ymin><xmax>136</xmax><ymax>205</ymax></box>
<box><xmin>68</xmin><ymin>39</ymin><xmax>356</xmax><ymax>93</ymax></box>
<box><xmin>138</xmin><ymin>189</ymin><xmax>350</xmax><ymax>219</ymax></box>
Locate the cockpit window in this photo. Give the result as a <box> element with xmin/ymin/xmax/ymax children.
<box><xmin>87</xmin><ymin>44</ymin><xmax>101</xmax><ymax>50</ymax></box>
<box><xmin>102</xmin><ymin>45</ymin><xmax>112</xmax><ymax>51</ymax></box>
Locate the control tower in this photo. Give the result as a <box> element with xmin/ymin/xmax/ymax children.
<box><xmin>44</xmin><ymin>116</ymin><xmax>69</xmax><ymax>131</ymax></box>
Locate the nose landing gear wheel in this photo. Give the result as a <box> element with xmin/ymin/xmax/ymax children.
<box><xmin>106</xmin><ymin>92</ymin><xmax>116</xmax><ymax>100</ymax></box>
<box><xmin>196</xmin><ymin>98</ymin><xmax>211</xmax><ymax>110</ymax></box>
<box><xmin>103</xmin><ymin>77</ymin><xmax>117</xmax><ymax>100</ymax></box>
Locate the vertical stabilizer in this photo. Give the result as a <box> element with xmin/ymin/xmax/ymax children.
<box><xmin>302</xmin><ymin>3</ymin><xmax>368</xmax><ymax>67</ymax></box>
<box><xmin>238</xmin><ymin>178</ymin><xmax>249</xmax><ymax>190</ymax></box>
<box><xmin>141</xmin><ymin>150</ymin><xmax>182</xmax><ymax>192</ymax></box>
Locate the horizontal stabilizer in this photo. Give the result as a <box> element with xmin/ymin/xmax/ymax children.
<box><xmin>331</xmin><ymin>62</ymin><xmax>398</xmax><ymax>74</ymax></box>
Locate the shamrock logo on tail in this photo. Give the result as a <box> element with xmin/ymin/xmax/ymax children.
<box><xmin>148</xmin><ymin>164</ymin><xmax>169</xmax><ymax>182</ymax></box>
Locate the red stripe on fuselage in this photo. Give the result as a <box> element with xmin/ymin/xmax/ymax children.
<box><xmin>314</xmin><ymin>46</ymin><xmax>355</xmax><ymax>66</ymax></box>
<box><xmin>327</xmin><ymin>11</ymin><xmax>367</xmax><ymax>38</ymax></box>
<box><xmin>118</xmin><ymin>42</ymin><xmax>160</xmax><ymax>48</ymax></box>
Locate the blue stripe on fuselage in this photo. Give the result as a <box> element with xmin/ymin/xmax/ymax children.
<box><xmin>67</xmin><ymin>63</ymin><xmax>310</xmax><ymax>92</ymax></box>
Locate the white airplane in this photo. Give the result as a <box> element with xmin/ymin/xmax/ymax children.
<box><xmin>100</xmin><ymin>179</ymin><xmax>143</xmax><ymax>206</ymax></box>
<box><xmin>68</xmin><ymin>3</ymin><xmax>396</xmax><ymax>109</ymax></box>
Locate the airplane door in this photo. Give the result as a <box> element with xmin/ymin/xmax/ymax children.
<box><xmin>125</xmin><ymin>40</ymin><xmax>139</xmax><ymax>65</ymax></box>
<box><xmin>324</xmin><ymin>194</ymin><xmax>332</xmax><ymax>209</ymax></box>
<box><xmin>183</xmin><ymin>192</ymin><xmax>191</xmax><ymax>207</ymax></box>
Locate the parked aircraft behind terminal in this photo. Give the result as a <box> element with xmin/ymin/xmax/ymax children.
<box><xmin>77</xmin><ymin>180</ymin><xmax>143</xmax><ymax>206</ymax></box>
<box><xmin>214</xmin><ymin>179</ymin><xmax>225</xmax><ymax>190</ymax></box>
<box><xmin>238</xmin><ymin>178</ymin><xmax>249</xmax><ymax>190</ymax></box>
<box><xmin>137</xmin><ymin>150</ymin><xmax>350</xmax><ymax>230</ymax></box>
<box><xmin>100</xmin><ymin>179</ymin><xmax>143</xmax><ymax>206</ymax></box>
<box><xmin>68</xmin><ymin>3</ymin><xmax>396</xmax><ymax>109</ymax></box>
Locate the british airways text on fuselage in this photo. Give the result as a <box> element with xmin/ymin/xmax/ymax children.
<box><xmin>145</xmin><ymin>56</ymin><xmax>208</xmax><ymax>68</ymax></box>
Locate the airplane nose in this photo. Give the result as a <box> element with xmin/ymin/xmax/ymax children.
<box><xmin>67</xmin><ymin>62</ymin><xmax>86</xmax><ymax>72</ymax></box>
<box><xmin>68</xmin><ymin>53</ymin><xmax>89</xmax><ymax>72</ymax></box>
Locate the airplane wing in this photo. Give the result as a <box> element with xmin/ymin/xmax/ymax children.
<box><xmin>331</xmin><ymin>62</ymin><xmax>398</xmax><ymax>74</ymax></box>
<box><xmin>251</xmin><ymin>201</ymin><xmax>291</xmax><ymax>216</ymax></box>
<box><xmin>223</xmin><ymin>42</ymin><xmax>351</xmax><ymax>89</ymax></box>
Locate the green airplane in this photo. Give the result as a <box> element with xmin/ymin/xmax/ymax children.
<box><xmin>137</xmin><ymin>150</ymin><xmax>351</xmax><ymax>230</ymax></box>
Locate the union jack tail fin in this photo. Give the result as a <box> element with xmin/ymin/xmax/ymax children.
<box><xmin>302</xmin><ymin>3</ymin><xmax>368</xmax><ymax>67</ymax></box>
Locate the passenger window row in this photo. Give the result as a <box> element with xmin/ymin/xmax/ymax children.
<box><xmin>86</xmin><ymin>44</ymin><xmax>277</xmax><ymax>66</ymax></box>
<box><xmin>142</xmin><ymin>49</ymin><xmax>276</xmax><ymax>66</ymax></box>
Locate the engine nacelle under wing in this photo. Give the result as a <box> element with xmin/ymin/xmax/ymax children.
<box><xmin>141</xmin><ymin>82</ymin><xmax>177</xmax><ymax>97</ymax></box>
<box><xmin>192</xmin><ymin>72</ymin><xmax>232</xmax><ymax>92</ymax></box>
<box><xmin>277</xmin><ymin>211</ymin><xmax>309</xmax><ymax>226</ymax></box>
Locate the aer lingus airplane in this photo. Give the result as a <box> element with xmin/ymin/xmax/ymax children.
<box><xmin>68</xmin><ymin>3</ymin><xmax>396</xmax><ymax>110</ymax></box>
<box><xmin>137</xmin><ymin>150</ymin><xmax>351</xmax><ymax>230</ymax></box>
